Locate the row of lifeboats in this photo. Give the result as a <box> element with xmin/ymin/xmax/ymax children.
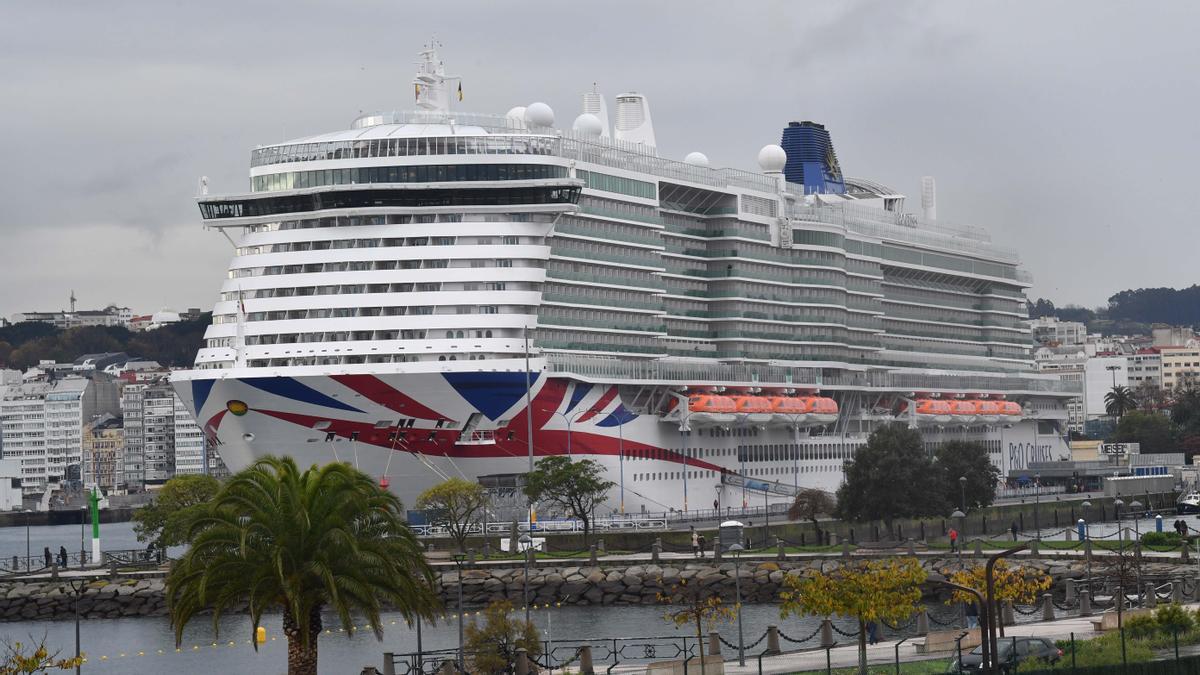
<box><xmin>902</xmin><ymin>398</ymin><xmax>1022</xmax><ymax>425</ymax></box>
<box><xmin>686</xmin><ymin>394</ymin><xmax>838</xmax><ymax>426</ymax></box>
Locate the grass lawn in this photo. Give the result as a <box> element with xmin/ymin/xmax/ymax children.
<box><xmin>793</xmin><ymin>657</ymin><xmax>951</xmax><ymax>674</ymax></box>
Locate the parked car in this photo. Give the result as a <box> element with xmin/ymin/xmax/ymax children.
<box><xmin>949</xmin><ymin>636</ymin><xmax>1063</xmax><ymax>673</ymax></box>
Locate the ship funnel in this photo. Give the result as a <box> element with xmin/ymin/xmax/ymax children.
<box><xmin>613</xmin><ymin>92</ymin><xmax>656</xmax><ymax>149</ymax></box>
<box><xmin>581</xmin><ymin>87</ymin><xmax>611</xmax><ymax>138</ymax></box>
<box><xmin>921</xmin><ymin>176</ymin><xmax>937</xmax><ymax>221</ymax></box>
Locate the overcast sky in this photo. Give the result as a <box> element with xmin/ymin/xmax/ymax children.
<box><xmin>2</xmin><ymin>0</ymin><xmax>1197</xmax><ymax>319</ymax></box>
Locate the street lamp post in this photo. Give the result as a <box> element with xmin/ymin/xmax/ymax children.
<box><xmin>1034</xmin><ymin>473</ymin><xmax>1041</xmax><ymax>541</ymax></box>
<box><xmin>67</xmin><ymin>578</ymin><xmax>86</xmax><ymax>675</ymax></box>
<box><xmin>680</xmin><ymin>410</ymin><xmax>693</xmax><ymax>514</ymax></box>
<box><xmin>618</xmin><ymin>422</ymin><xmax>625</xmax><ymax>515</ymax></box>
<box><xmin>25</xmin><ymin>510</ymin><xmax>31</xmax><ymax>573</ymax></box>
<box><xmin>729</xmin><ymin>543</ymin><xmax>746</xmax><ymax>666</ymax></box>
<box><xmin>959</xmin><ymin>476</ymin><xmax>967</xmax><ymax>514</ymax></box>
<box><xmin>518</xmin><ymin>533</ymin><xmax>532</xmax><ymax>625</ymax></box>
<box><xmin>452</xmin><ymin>553</ymin><xmax>466</xmax><ymax>670</ymax></box>
<box><xmin>80</xmin><ymin>507</ymin><xmax>86</xmax><ymax>567</ymax></box>
<box><xmin>1081</xmin><ymin>500</ymin><xmax>1093</xmax><ymax>592</ymax></box>
<box><xmin>1114</xmin><ymin>498</ymin><xmax>1125</xmax><ymax>542</ymax></box>
<box><xmin>1131</xmin><ymin>499</ymin><xmax>1144</xmax><ymax>603</ymax></box>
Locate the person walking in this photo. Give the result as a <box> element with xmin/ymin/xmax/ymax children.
<box><xmin>966</xmin><ymin>601</ymin><xmax>980</xmax><ymax>629</ymax></box>
<box><xmin>948</xmin><ymin>527</ymin><xmax>958</xmax><ymax>553</ymax></box>
<box><xmin>58</xmin><ymin>546</ymin><xmax>68</xmax><ymax>568</ymax></box>
<box><xmin>866</xmin><ymin>620</ymin><xmax>880</xmax><ymax>645</ymax></box>
<box><xmin>43</xmin><ymin>547</ymin><xmax>52</xmax><ymax>569</ymax></box>
<box><xmin>691</xmin><ymin>527</ymin><xmax>700</xmax><ymax>558</ymax></box>
<box><xmin>697</xmin><ymin>532</ymin><xmax>706</xmax><ymax>559</ymax></box>
<box><xmin>1010</xmin><ymin>521</ymin><xmax>1019</xmax><ymax>541</ymax></box>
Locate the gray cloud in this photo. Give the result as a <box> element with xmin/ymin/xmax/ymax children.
<box><xmin>2</xmin><ymin>0</ymin><xmax>1198</xmax><ymax>318</ymax></box>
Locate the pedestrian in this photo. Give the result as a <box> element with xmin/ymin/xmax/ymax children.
<box><xmin>691</xmin><ymin>526</ymin><xmax>700</xmax><ymax>558</ymax></box>
<box><xmin>697</xmin><ymin>532</ymin><xmax>707</xmax><ymax>559</ymax></box>
<box><xmin>948</xmin><ymin>527</ymin><xmax>958</xmax><ymax>553</ymax></box>
<box><xmin>43</xmin><ymin>547</ymin><xmax>52</xmax><ymax>569</ymax></box>
<box><xmin>713</xmin><ymin>499</ymin><xmax>718</xmax><ymax>512</ymax></box>
<box><xmin>866</xmin><ymin>620</ymin><xmax>880</xmax><ymax>645</ymax></box>
<box><xmin>58</xmin><ymin>546</ymin><xmax>67</xmax><ymax>568</ymax></box>
<box><xmin>966</xmin><ymin>601</ymin><xmax>979</xmax><ymax>629</ymax></box>
<box><xmin>1010</xmin><ymin>521</ymin><xmax>1019</xmax><ymax>541</ymax></box>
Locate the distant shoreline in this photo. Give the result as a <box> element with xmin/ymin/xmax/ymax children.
<box><xmin>0</xmin><ymin>508</ymin><xmax>135</xmax><ymax>528</ymax></box>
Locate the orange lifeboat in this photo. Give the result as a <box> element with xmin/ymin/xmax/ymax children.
<box><xmin>687</xmin><ymin>394</ymin><xmax>736</xmax><ymax>425</ymax></box>
<box><xmin>1000</xmin><ymin>401</ymin><xmax>1022</xmax><ymax>417</ymax></box>
<box><xmin>910</xmin><ymin>399</ymin><xmax>953</xmax><ymax>424</ymax></box>
<box><xmin>949</xmin><ymin>400</ymin><xmax>977</xmax><ymax>423</ymax></box>
<box><xmin>768</xmin><ymin>396</ymin><xmax>809</xmax><ymax>425</ymax></box>
<box><xmin>976</xmin><ymin>400</ymin><xmax>1002</xmax><ymax>423</ymax></box>
<box><xmin>808</xmin><ymin>397</ymin><xmax>839</xmax><ymax>425</ymax></box>
<box><xmin>732</xmin><ymin>396</ymin><xmax>773</xmax><ymax>424</ymax></box>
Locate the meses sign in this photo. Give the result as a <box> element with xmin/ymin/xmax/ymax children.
<box><xmin>1100</xmin><ymin>442</ymin><xmax>1139</xmax><ymax>456</ymax></box>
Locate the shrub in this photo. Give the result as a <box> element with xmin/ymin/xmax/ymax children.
<box><xmin>1140</xmin><ymin>531</ymin><xmax>1182</xmax><ymax>547</ymax></box>
<box><xmin>1122</xmin><ymin>613</ymin><xmax>1159</xmax><ymax>639</ymax></box>
<box><xmin>1073</xmin><ymin>631</ymin><xmax>1154</xmax><ymax>667</ymax></box>
<box><xmin>1156</xmin><ymin>603</ymin><xmax>1196</xmax><ymax>634</ymax></box>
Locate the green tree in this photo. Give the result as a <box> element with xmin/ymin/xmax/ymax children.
<box><xmin>1105</xmin><ymin>385</ymin><xmax>1138</xmax><ymax>419</ymax></box>
<box><xmin>933</xmin><ymin>441</ymin><xmax>1000</xmax><ymax>512</ymax></box>
<box><xmin>462</xmin><ymin>600</ymin><xmax>541</xmax><ymax>675</ymax></box>
<box><xmin>416</xmin><ymin>477</ymin><xmax>490</xmax><ymax>553</ymax></box>
<box><xmin>658</xmin><ymin>577</ymin><xmax>735</xmax><ymax>675</ymax></box>
<box><xmin>523</xmin><ymin>456</ymin><xmax>614</xmax><ymax>544</ymax></box>
<box><xmin>131</xmin><ymin>474</ymin><xmax>220</xmax><ymax>549</ymax></box>
<box><xmin>787</xmin><ymin>488</ymin><xmax>836</xmax><ymax>542</ymax></box>
<box><xmin>1113</xmin><ymin>411</ymin><xmax>1176</xmax><ymax>454</ymax></box>
<box><xmin>0</xmin><ymin>637</ymin><xmax>84</xmax><ymax>674</ymax></box>
<box><xmin>780</xmin><ymin>558</ymin><xmax>925</xmax><ymax>675</ymax></box>
<box><xmin>836</xmin><ymin>423</ymin><xmax>941</xmax><ymax>531</ymax></box>
<box><xmin>166</xmin><ymin>457</ymin><xmax>438</xmax><ymax>675</ymax></box>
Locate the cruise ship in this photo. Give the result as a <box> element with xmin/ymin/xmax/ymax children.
<box><xmin>172</xmin><ymin>47</ymin><xmax>1079</xmax><ymax>514</ymax></box>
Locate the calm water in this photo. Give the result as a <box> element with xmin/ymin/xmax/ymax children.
<box><xmin>0</xmin><ymin>519</ymin><xmax>1087</xmax><ymax>674</ymax></box>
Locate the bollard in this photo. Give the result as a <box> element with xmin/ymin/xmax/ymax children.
<box><xmin>907</xmin><ymin>538</ymin><xmax>916</xmax><ymax>556</ymax></box>
<box><xmin>1184</xmin><ymin>544</ymin><xmax>1191</xmax><ymax>563</ymax></box>
<box><xmin>920</xmin><ymin>521</ymin><xmax>927</xmax><ymax>542</ymax></box>
<box><xmin>109</xmin><ymin>560</ymin><xmax>118</xmax><ymax>581</ymax></box>
<box><xmin>589</xmin><ymin>544</ymin><xmax>597</xmax><ymax>565</ymax></box>
<box><xmin>800</xmin><ymin>532</ymin><xmax>806</xmax><ymax>547</ymax></box>
<box><xmin>708</xmin><ymin>631</ymin><xmax>722</xmax><ymax>656</ymax></box>
<box><xmin>651</xmin><ymin>539</ymin><xmax>661</xmax><ymax>563</ymax></box>
<box><xmin>1042</xmin><ymin>593</ymin><xmax>1055</xmax><ymax>621</ymax></box>
<box><xmin>777</xmin><ymin>540</ymin><xmax>785</xmax><ymax>561</ymax></box>
<box><xmin>1079</xmin><ymin>589</ymin><xmax>1092</xmax><ymax>617</ymax></box>
<box><xmin>579</xmin><ymin>645</ymin><xmax>595</xmax><ymax>675</ymax></box>
<box><xmin>1065</xmin><ymin>578</ymin><xmax>1077</xmax><ymax>604</ymax></box>
<box><xmin>842</xmin><ymin>541</ymin><xmax>850</xmax><ymax>559</ymax></box>
<box><xmin>1084</xmin><ymin>540</ymin><xmax>1093</xmax><ymax>557</ymax></box>
<box><xmin>974</xmin><ymin>539</ymin><xmax>983</xmax><ymax>556</ymax></box>
<box><xmin>713</xmin><ymin>541</ymin><xmax>722</xmax><ymax>561</ymax></box>
<box><xmin>830</xmin><ymin>532</ymin><xmax>838</xmax><ymax>546</ymax></box>
<box><xmin>9</xmin><ymin>555</ymin><xmax>15</xmax><ymax>570</ymax></box>
<box><xmin>439</xmin><ymin>661</ymin><xmax>455</xmax><ymax>675</ymax></box>
<box><xmin>1146</xmin><ymin>583</ymin><xmax>1157</xmax><ymax>609</ymax></box>
<box><xmin>916</xmin><ymin>608</ymin><xmax>929</xmax><ymax>636</ymax></box>
<box><xmin>1174</xmin><ymin>580</ymin><xmax>1184</xmax><ymax>605</ymax></box>
<box><xmin>849</xmin><ymin>528</ymin><xmax>856</xmax><ymax>545</ymax></box>
<box><xmin>1029</xmin><ymin>539</ymin><xmax>1039</xmax><ymax>556</ymax></box>
<box><xmin>1002</xmin><ymin>600</ymin><xmax>1015</xmax><ymax>626</ymax></box>
<box><xmin>362</xmin><ymin>668</ymin><xmax>379</xmax><ymax>675</ymax></box>
<box><xmin>1066</xmin><ymin>527</ymin><xmax>1073</xmax><ymax>542</ymax></box>
<box><xmin>516</xmin><ymin>647</ymin><xmax>529</xmax><ymax>675</ymax></box>
<box><xmin>820</xmin><ymin>618</ymin><xmax>834</xmax><ymax>647</ymax></box>
<box><xmin>50</xmin><ymin>563</ymin><xmax>58</xmax><ymax>580</ymax></box>
<box><xmin>766</xmin><ymin>625</ymin><xmax>781</xmax><ymax>654</ymax></box>
<box><xmin>483</xmin><ymin>539</ymin><xmax>492</xmax><ymax>558</ymax></box>
<box><xmin>468</xmin><ymin>548</ymin><xmax>476</xmax><ymax>566</ymax></box>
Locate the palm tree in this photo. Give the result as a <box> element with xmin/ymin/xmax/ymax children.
<box><xmin>1105</xmin><ymin>385</ymin><xmax>1138</xmax><ymax>419</ymax></box>
<box><xmin>166</xmin><ymin>457</ymin><xmax>439</xmax><ymax>675</ymax></box>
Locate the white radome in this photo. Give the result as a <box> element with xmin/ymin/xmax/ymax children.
<box><xmin>572</xmin><ymin>113</ymin><xmax>603</xmax><ymax>136</ymax></box>
<box><xmin>757</xmin><ymin>144</ymin><xmax>787</xmax><ymax>172</ymax></box>
<box><xmin>524</xmin><ymin>102</ymin><xmax>555</xmax><ymax>128</ymax></box>
<box><xmin>505</xmin><ymin>106</ymin><xmax>528</xmax><ymax>128</ymax></box>
<box><xmin>684</xmin><ymin>151</ymin><xmax>710</xmax><ymax>167</ymax></box>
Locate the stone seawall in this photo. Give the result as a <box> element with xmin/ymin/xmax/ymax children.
<box><xmin>0</xmin><ymin>555</ymin><xmax>1119</xmax><ymax>623</ymax></box>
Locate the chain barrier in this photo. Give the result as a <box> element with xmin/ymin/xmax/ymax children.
<box><xmin>828</xmin><ymin>622</ymin><xmax>861</xmax><ymax>638</ymax></box>
<box><xmin>882</xmin><ymin>616</ymin><xmax>916</xmax><ymax>631</ymax></box>
<box><xmin>716</xmin><ymin>632</ymin><xmax>768</xmax><ymax>651</ymax></box>
<box><xmin>1013</xmin><ymin>604</ymin><xmax>1041</xmax><ymax>616</ymax></box>
<box><xmin>926</xmin><ymin>611</ymin><xmax>961</xmax><ymax>627</ymax></box>
<box><xmin>778</xmin><ymin>625</ymin><xmax>822</xmax><ymax>645</ymax></box>
<box><xmin>1052</xmin><ymin>599</ymin><xmax>1075</xmax><ymax>611</ymax></box>
<box><xmin>717</xmin><ymin>635</ymin><xmax>739</xmax><ymax>650</ymax></box>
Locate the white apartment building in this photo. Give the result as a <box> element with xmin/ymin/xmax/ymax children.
<box><xmin>1031</xmin><ymin>317</ymin><xmax>1087</xmax><ymax>346</ymax></box>
<box><xmin>1127</xmin><ymin>350</ymin><xmax>1162</xmax><ymax>389</ymax></box>
<box><xmin>0</xmin><ymin>382</ymin><xmax>50</xmax><ymax>494</ymax></box>
<box><xmin>173</xmin><ymin>396</ymin><xmax>205</xmax><ymax>476</ymax></box>
<box><xmin>0</xmin><ymin>459</ymin><xmax>22</xmax><ymax>511</ymax></box>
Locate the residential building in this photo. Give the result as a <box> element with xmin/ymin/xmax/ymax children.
<box><xmin>1153</xmin><ymin>326</ymin><xmax>1197</xmax><ymax>349</ymax></box>
<box><xmin>82</xmin><ymin>415</ymin><xmax>124</xmax><ymax>492</ymax></box>
<box><xmin>1030</xmin><ymin>317</ymin><xmax>1087</xmax><ymax>346</ymax></box>
<box><xmin>1126</xmin><ymin>349</ymin><xmax>1162</xmax><ymax>389</ymax></box>
<box><xmin>9</xmin><ymin>304</ymin><xmax>132</xmax><ymax>329</ymax></box>
<box><xmin>173</xmin><ymin>397</ymin><xmax>205</xmax><ymax>476</ymax></box>
<box><xmin>119</xmin><ymin>371</ymin><xmax>212</xmax><ymax>489</ymax></box>
<box><xmin>0</xmin><ymin>459</ymin><xmax>21</xmax><ymax>511</ymax></box>
<box><xmin>1161</xmin><ymin>343</ymin><xmax>1200</xmax><ymax>391</ymax></box>
<box><xmin>1084</xmin><ymin>355</ymin><xmax>1128</xmax><ymax>419</ymax></box>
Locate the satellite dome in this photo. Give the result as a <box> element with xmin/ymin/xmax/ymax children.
<box><xmin>757</xmin><ymin>144</ymin><xmax>787</xmax><ymax>172</ymax></box>
<box><xmin>683</xmin><ymin>151</ymin><xmax>710</xmax><ymax>167</ymax></box>
<box><xmin>572</xmin><ymin>113</ymin><xmax>603</xmax><ymax>136</ymax></box>
<box><xmin>524</xmin><ymin>102</ymin><xmax>555</xmax><ymax>128</ymax></box>
<box><xmin>505</xmin><ymin>106</ymin><xmax>528</xmax><ymax>129</ymax></box>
